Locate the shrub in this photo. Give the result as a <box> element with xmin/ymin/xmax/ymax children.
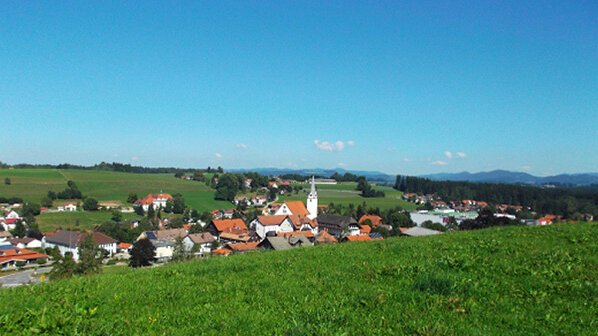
<box><xmin>36</xmin><ymin>259</ymin><xmax>46</xmax><ymax>265</ymax></box>
<box><xmin>15</xmin><ymin>261</ymin><xmax>26</xmax><ymax>268</ymax></box>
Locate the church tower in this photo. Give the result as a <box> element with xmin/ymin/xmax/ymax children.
<box><xmin>306</xmin><ymin>176</ymin><xmax>318</xmax><ymax>220</ymax></box>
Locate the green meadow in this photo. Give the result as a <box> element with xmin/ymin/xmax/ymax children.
<box><xmin>35</xmin><ymin>211</ymin><xmax>143</xmax><ymax>233</ymax></box>
<box><xmin>0</xmin><ymin>223</ymin><xmax>597</xmax><ymax>335</ymax></box>
<box><xmin>0</xmin><ymin>169</ymin><xmax>231</xmax><ymax>213</ymax></box>
<box><xmin>280</xmin><ymin>182</ymin><xmax>417</xmax><ymax>210</ymax></box>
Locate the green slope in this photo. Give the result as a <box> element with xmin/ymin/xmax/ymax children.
<box><xmin>1</xmin><ymin>223</ymin><xmax>597</xmax><ymax>335</ymax></box>
<box><xmin>0</xmin><ymin>169</ymin><xmax>231</xmax><ymax>212</ymax></box>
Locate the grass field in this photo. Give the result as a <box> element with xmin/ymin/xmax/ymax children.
<box><xmin>2</xmin><ymin>223</ymin><xmax>596</xmax><ymax>335</ymax></box>
<box><xmin>280</xmin><ymin>182</ymin><xmax>417</xmax><ymax>210</ymax></box>
<box><xmin>0</xmin><ymin>169</ymin><xmax>231</xmax><ymax>212</ymax></box>
<box><xmin>35</xmin><ymin>211</ymin><xmax>143</xmax><ymax>233</ymax></box>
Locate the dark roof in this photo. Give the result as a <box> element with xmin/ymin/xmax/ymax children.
<box><xmin>369</xmin><ymin>232</ymin><xmax>383</xmax><ymax>240</ymax></box>
<box><xmin>45</xmin><ymin>230</ymin><xmax>117</xmax><ymax>247</ymax></box>
<box><xmin>316</xmin><ymin>214</ymin><xmax>358</xmax><ymax>228</ymax></box>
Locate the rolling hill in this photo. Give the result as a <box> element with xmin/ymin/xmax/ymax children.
<box><xmin>0</xmin><ymin>223</ymin><xmax>597</xmax><ymax>335</ymax></box>
<box><xmin>421</xmin><ymin>170</ymin><xmax>598</xmax><ymax>186</ymax></box>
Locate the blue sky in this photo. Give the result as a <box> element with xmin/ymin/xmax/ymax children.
<box><xmin>1</xmin><ymin>1</ymin><xmax>596</xmax><ymax>176</ymax></box>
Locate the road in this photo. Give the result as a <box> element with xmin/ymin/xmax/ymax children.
<box><xmin>0</xmin><ymin>267</ymin><xmax>52</xmax><ymax>288</ymax></box>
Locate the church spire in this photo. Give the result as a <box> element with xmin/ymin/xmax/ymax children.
<box><xmin>310</xmin><ymin>176</ymin><xmax>316</xmax><ymax>195</ymax></box>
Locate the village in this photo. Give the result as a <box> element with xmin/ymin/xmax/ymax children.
<box><xmin>0</xmin><ymin>171</ymin><xmax>576</xmax><ymax>284</ymax></box>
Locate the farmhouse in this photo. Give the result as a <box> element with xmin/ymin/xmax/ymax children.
<box><xmin>183</xmin><ymin>232</ymin><xmax>216</xmax><ymax>255</ymax></box>
<box><xmin>0</xmin><ymin>246</ymin><xmax>49</xmax><ymax>269</ymax></box>
<box><xmin>134</xmin><ymin>193</ymin><xmax>174</xmax><ymax>211</ymax></box>
<box><xmin>7</xmin><ymin>237</ymin><xmax>42</xmax><ymax>249</ymax></box>
<box><xmin>225</xmin><ymin>242</ymin><xmax>259</xmax><ymax>254</ymax></box>
<box><xmin>250</xmin><ymin>215</ymin><xmax>294</xmax><ymax>239</ymax></box>
<box><xmin>258</xmin><ymin>235</ymin><xmax>311</xmax><ymax>251</ymax></box>
<box><xmin>136</xmin><ymin>228</ymin><xmax>188</xmax><ymax>262</ymax></box>
<box><xmin>64</xmin><ymin>202</ymin><xmax>77</xmax><ymax>212</ymax></box>
<box><xmin>315</xmin><ymin>230</ymin><xmax>337</xmax><ymax>244</ymax></box>
<box><xmin>317</xmin><ymin>214</ymin><xmax>359</xmax><ymax>239</ymax></box>
<box><xmin>43</xmin><ymin>230</ymin><xmax>117</xmax><ymax>260</ymax></box>
<box><xmin>342</xmin><ymin>235</ymin><xmax>372</xmax><ymax>242</ymax></box>
<box><xmin>206</xmin><ymin>219</ymin><xmax>247</xmax><ymax>238</ymax></box>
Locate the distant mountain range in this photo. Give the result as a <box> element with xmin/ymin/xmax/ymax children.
<box><xmin>227</xmin><ymin>168</ymin><xmax>395</xmax><ymax>182</ymax></box>
<box><xmin>229</xmin><ymin>168</ymin><xmax>598</xmax><ymax>186</ymax></box>
<box><xmin>420</xmin><ymin>170</ymin><xmax>598</xmax><ymax>186</ymax></box>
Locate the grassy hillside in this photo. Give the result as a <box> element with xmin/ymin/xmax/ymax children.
<box><xmin>1</xmin><ymin>223</ymin><xmax>597</xmax><ymax>335</ymax></box>
<box><xmin>35</xmin><ymin>211</ymin><xmax>143</xmax><ymax>233</ymax></box>
<box><xmin>0</xmin><ymin>169</ymin><xmax>231</xmax><ymax>212</ymax></box>
<box><xmin>280</xmin><ymin>182</ymin><xmax>417</xmax><ymax>210</ymax></box>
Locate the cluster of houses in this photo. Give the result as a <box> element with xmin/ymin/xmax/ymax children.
<box><xmin>0</xmin><ymin>210</ymin><xmax>23</xmax><ymax>231</ymax></box>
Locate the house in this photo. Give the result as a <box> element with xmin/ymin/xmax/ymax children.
<box><xmin>225</xmin><ymin>242</ymin><xmax>260</xmax><ymax>254</ymax></box>
<box><xmin>233</xmin><ymin>197</ymin><xmax>251</xmax><ymax>206</ymax></box>
<box><xmin>0</xmin><ymin>231</ymin><xmax>13</xmax><ymax>241</ymax></box>
<box><xmin>251</xmin><ymin>195</ymin><xmax>267</xmax><ymax>206</ymax></box>
<box><xmin>1</xmin><ymin>210</ymin><xmax>21</xmax><ymax>231</ymax></box>
<box><xmin>0</xmin><ymin>246</ymin><xmax>49</xmax><ymax>269</ymax></box>
<box><xmin>287</xmin><ymin>215</ymin><xmax>318</xmax><ymax>234</ymax></box>
<box><xmin>245</xmin><ymin>179</ymin><xmax>253</xmax><ymax>189</ymax></box>
<box><xmin>274</xmin><ymin>201</ymin><xmax>310</xmax><ymax>217</ymax></box>
<box><xmin>359</xmin><ymin>225</ymin><xmax>372</xmax><ymax>235</ymax></box>
<box><xmin>64</xmin><ymin>202</ymin><xmax>77</xmax><ymax>212</ymax></box>
<box><xmin>358</xmin><ymin>215</ymin><xmax>383</xmax><ymax>228</ymax></box>
<box><xmin>538</xmin><ymin>216</ymin><xmax>554</xmax><ymax>226</ymax></box>
<box><xmin>134</xmin><ymin>193</ymin><xmax>174</xmax><ymax>211</ymax></box>
<box><xmin>117</xmin><ymin>242</ymin><xmax>132</xmax><ymax>252</ymax></box>
<box><xmin>7</xmin><ymin>237</ymin><xmax>42</xmax><ymax>249</ymax></box>
<box><xmin>258</xmin><ymin>235</ymin><xmax>311</xmax><ymax>251</ymax></box>
<box><xmin>342</xmin><ymin>235</ymin><xmax>372</xmax><ymax>242</ymax></box>
<box><xmin>250</xmin><ymin>215</ymin><xmax>294</xmax><ymax>239</ymax></box>
<box><xmin>268</xmin><ymin>181</ymin><xmax>278</xmax><ymax>189</ymax></box>
<box><xmin>212</xmin><ymin>248</ymin><xmax>232</xmax><ymax>256</ymax></box>
<box><xmin>369</xmin><ymin>232</ymin><xmax>384</xmax><ymax>240</ymax></box>
<box><xmin>43</xmin><ymin>230</ymin><xmax>117</xmax><ymax>260</ymax></box>
<box><xmin>183</xmin><ymin>232</ymin><xmax>215</xmax><ymax>255</ymax></box>
<box><xmin>317</xmin><ymin>214</ymin><xmax>359</xmax><ymax>239</ymax></box>
<box><xmin>218</xmin><ymin>229</ymin><xmax>258</xmax><ymax>244</ymax></box>
<box><xmin>277</xmin><ymin>230</ymin><xmax>316</xmax><ymax>242</ymax></box>
<box><xmin>210</xmin><ymin>209</ymin><xmax>223</xmax><ymax>220</ymax></box>
<box><xmin>136</xmin><ymin>228</ymin><xmax>188</xmax><ymax>262</ymax></box>
<box><xmin>401</xmin><ymin>227</ymin><xmax>442</xmax><ymax>237</ymax></box>
<box><xmin>98</xmin><ymin>201</ymin><xmax>122</xmax><ymax>210</ymax></box>
<box><xmin>206</xmin><ymin>219</ymin><xmax>247</xmax><ymax>238</ymax></box>
<box><xmin>315</xmin><ymin>230</ymin><xmax>337</xmax><ymax>244</ymax></box>
<box><xmin>222</xmin><ymin>209</ymin><xmax>235</xmax><ymax>219</ymax></box>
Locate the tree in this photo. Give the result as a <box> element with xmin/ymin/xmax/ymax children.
<box><xmin>111</xmin><ymin>210</ymin><xmax>122</xmax><ymax>222</ymax></box>
<box><xmin>170</xmin><ymin>236</ymin><xmax>189</xmax><ymax>262</ymax></box>
<box><xmin>129</xmin><ymin>238</ymin><xmax>156</xmax><ymax>267</ymax></box>
<box><xmin>164</xmin><ymin>199</ymin><xmax>174</xmax><ymax>213</ymax></box>
<box><xmin>77</xmin><ymin>234</ymin><xmax>102</xmax><ymax>275</ymax></box>
<box><xmin>193</xmin><ymin>170</ymin><xmax>204</xmax><ymax>181</ymax></box>
<box><xmin>147</xmin><ymin>204</ymin><xmax>155</xmax><ymax>218</ymax></box>
<box><xmin>10</xmin><ymin>219</ymin><xmax>26</xmax><ymax>238</ymax></box>
<box><xmin>421</xmin><ymin>220</ymin><xmax>447</xmax><ymax>232</ymax></box>
<box><xmin>134</xmin><ymin>205</ymin><xmax>145</xmax><ymax>216</ymax></box>
<box><xmin>172</xmin><ymin>194</ymin><xmax>185</xmax><ymax>214</ymax></box>
<box><xmin>49</xmin><ymin>252</ymin><xmax>77</xmax><ymax>280</ymax></box>
<box><xmin>127</xmin><ymin>192</ymin><xmax>138</xmax><ymax>204</ymax></box>
<box><xmin>169</xmin><ymin>216</ymin><xmax>184</xmax><ymax>228</ymax></box>
<box><xmin>47</xmin><ymin>190</ymin><xmax>57</xmax><ymax>200</ymax></box>
<box><xmin>214</xmin><ymin>174</ymin><xmax>239</xmax><ymax>202</ymax></box>
<box><xmin>83</xmin><ymin>198</ymin><xmax>99</xmax><ymax>211</ymax></box>
<box><xmin>4</xmin><ymin>177</ymin><xmax>10</xmax><ymax>185</ymax></box>
<box><xmin>41</xmin><ymin>197</ymin><xmax>54</xmax><ymax>208</ymax></box>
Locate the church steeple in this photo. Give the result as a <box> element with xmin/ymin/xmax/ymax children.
<box><xmin>306</xmin><ymin>176</ymin><xmax>318</xmax><ymax>220</ymax></box>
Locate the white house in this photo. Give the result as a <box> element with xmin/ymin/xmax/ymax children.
<box><xmin>250</xmin><ymin>215</ymin><xmax>294</xmax><ymax>239</ymax></box>
<box><xmin>134</xmin><ymin>193</ymin><xmax>174</xmax><ymax>211</ymax></box>
<box><xmin>136</xmin><ymin>228</ymin><xmax>187</xmax><ymax>262</ymax></box>
<box><xmin>251</xmin><ymin>195</ymin><xmax>267</xmax><ymax>206</ymax></box>
<box><xmin>183</xmin><ymin>232</ymin><xmax>215</xmax><ymax>256</ymax></box>
<box><xmin>64</xmin><ymin>202</ymin><xmax>77</xmax><ymax>212</ymax></box>
<box><xmin>8</xmin><ymin>237</ymin><xmax>42</xmax><ymax>249</ymax></box>
<box><xmin>43</xmin><ymin>230</ymin><xmax>117</xmax><ymax>260</ymax></box>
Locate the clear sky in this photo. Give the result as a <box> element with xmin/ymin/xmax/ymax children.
<box><xmin>1</xmin><ymin>1</ymin><xmax>596</xmax><ymax>176</ymax></box>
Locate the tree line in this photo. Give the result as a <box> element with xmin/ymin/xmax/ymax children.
<box><xmin>394</xmin><ymin>175</ymin><xmax>598</xmax><ymax>218</ymax></box>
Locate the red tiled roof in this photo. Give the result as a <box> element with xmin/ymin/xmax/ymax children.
<box><xmin>0</xmin><ymin>248</ymin><xmax>49</xmax><ymax>264</ymax></box>
<box><xmin>284</xmin><ymin>201</ymin><xmax>310</xmax><ymax>216</ymax></box>
<box><xmin>277</xmin><ymin>231</ymin><xmax>315</xmax><ymax>238</ymax></box>
<box><xmin>359</xmin><ymin>215</ymin><xmax>383</xmax><ymax>228</ymax></box>
<box><xmin>4</xmin><ymin>218</ymin><xmax>17</xmax><ymax>224</ymax></box>
<box><xmin>345</xmin><ymin>235</ymin><xmax>372</xmax><ymax>242</ymax></box>
<box><xmin>316</xmin><ymin>230</ymin><xmax>337</xmax><ymax>243</ymax></box>
<box><xmin>212</xmin><ymin>248</ymin><xmax>231</xmax><ymax>255</ymax></box>
<box><xmin>117</xmin><ymin>242</ymin><xmax>132</xmax><ymax>249</ymax></box>
<box><xmin>134</xmin><ymin>193</ymin><xmax>173</xmax><ymax>205</ymax></box>
<box><xmin>226</xmin><ymin>242</ymin><xmax>259</xmax><ymax>252</ymax></box>
<box><xmin>212</xmin><ymin>219</ymin><xmax>247</xmax><ymax>232</ymax></box>
<box><xmin>360</xmin><ymin>225</ymin><xmax>372</xmax><ymax>234</ymax></box>
<box><xmin>256</xmin><ymin>215</ymin><xmax>288</xmax><ymax>226</ymax></box>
